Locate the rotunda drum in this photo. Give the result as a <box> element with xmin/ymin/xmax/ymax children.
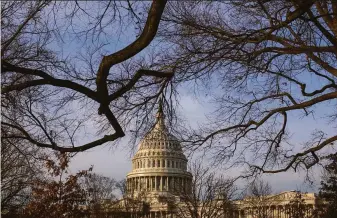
<box><xmin>126</xmin><ymin>104</ymin><xmax>192</xmax><ymax>196</ymax></box>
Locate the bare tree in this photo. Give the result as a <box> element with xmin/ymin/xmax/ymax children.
<box><xmin>1</xmin><ymin>0</ymin><xmax>173</xmax><ymax>153</ymax></box>
<box><xmin>318</xmin><ymin>153</ymin><xmax>337</xmax><ymax>218</ymax></box>
<box><xmin>1</xmin><ymin>135</ymin><xmax>44</xmax><ymax>216</ymax></box>
<box><xmin>3</xmin><ymin>0</ymin><xmax>336</xmax><ymax>187</ymax></box>
<box><xmin>241</xmin><ymin>180</ymin><xmax>275</xmax><ymax>218</ymax></box>
<box><xmin>285</xmin><ymin>191</ymin><xmax>312</xmax><ymax>218</ymax></box>
<box><xmin>162</xmin><ymin>161</ymin><xmax>237</xmax><ymax>218</ymax></box>
<box><xmin>81</xmin><ymin>173</ymin><xmax>117</xmax><ymax>217</ymax></box>
<box><xmin>154</xmin><ymin>0</ymin><xmax>337</xmax><ymax>177</ymax></box>
<box><xmin>110</xmin><ymin>179</ymin><xmax>150</xmax><ymax>218</ymax></box>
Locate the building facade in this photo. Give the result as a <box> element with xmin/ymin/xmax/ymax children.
<box><xmin>233</xmin><ymin>191</ymin><xmax>320</xmax><ymax>218</ymax></box>
<box><xmin>125</xmin><ymin>104</ymin><xmax>192</xmax><ymax>217</ymax></box>
<box><xmin>103</xmin><ymin>105</ymin><xmax>324</xmax><ymax>218</ymax></box>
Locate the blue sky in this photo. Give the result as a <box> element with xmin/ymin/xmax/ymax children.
<box><xmin>41</xmin><ymin>2</ymin><xmax>336</xmax><ymax>194</ymax></box>
<box><xmin>69</xmin><ymin>91</ymin><xmax>330</xmax><ymax>193</ymax></box>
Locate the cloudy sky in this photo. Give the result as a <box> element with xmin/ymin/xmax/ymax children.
<box><xmin>43</xmin><ymin>1</ymin><xmax>335</xmax><ymax>194</ymax></box>
<box><xmin>69</xmin><ymin>91</ymin><xmax>330</xmax><ymax>194</ymax></box>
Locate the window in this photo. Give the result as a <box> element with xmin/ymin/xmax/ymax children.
<box><xmin>157</xmin><ymin>160</ymin><xmax>160</xmax><ymax>167</ymax></box>
<box><xmin>152</xmin><ymin>160</ymin><xmax>155</xmax><ymax>167</ymax></box>
<box><xmin>163</xmin><ymin>160</ymin><xmax>166</xmax><ymax>167</ymax></box>
<box><xmin>168</xmin><ymin>160</ymin><xmax>170</xmax><ymax>167</ymax></box>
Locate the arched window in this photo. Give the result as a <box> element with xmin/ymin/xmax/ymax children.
<box><xmin>152</xmin><ymin>160</ymin><xmax>155</xmax><ymax>167</ymax></box>
<box><xmin>157</xmin><ymin>160</ymin><xmax>160</xmax><ymax>167</ymax></box>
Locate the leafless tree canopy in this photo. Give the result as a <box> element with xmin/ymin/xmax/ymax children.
<box><xmin>81</xmin><ymin>172</ymin><xmax>117</xmax><ymax>215</ymax></box>
<box><xmin>241</xmin><ymin>180</ymin><xmax>278</xmax><ymax>218</ymax></box>
<box><xmin>163</xmin><ymin>161</ymin><xmax>237</xmax><ymax>218</ymax></box>
<box><xmin>155</xmin><ymin>0</ymin><xmax>337</xmax><ymax>176</ymax></box>
<box><xmin>1</xmin><ymin>137</ymin><xmax>43</xmax><ymax>213</ymax></box>
<box><xmin>1</xmin><ymin>0</ymin><xmax>171</xmax><ymax>153</ymax></box>
<box><xmin>2</xmin><ymin>0</ymin><xmax>337</xmax><ymax>178</ymax></box>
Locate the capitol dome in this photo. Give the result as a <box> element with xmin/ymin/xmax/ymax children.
<box><xmin>126</xmin><ymin>103</ymin><xmax>192</xmax><ymax>195</ymax></box>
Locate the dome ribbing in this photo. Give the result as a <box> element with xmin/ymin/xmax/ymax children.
<box><xmin>126</xmin><ymin>104</ymin><xmax>192</xmax><ymax>195</ymax></box>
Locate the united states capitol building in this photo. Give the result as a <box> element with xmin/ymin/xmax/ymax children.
<box><xmin>101</xmin><ymin>104</ymin><xmax>323</xmax><ymax>218</ymax></box>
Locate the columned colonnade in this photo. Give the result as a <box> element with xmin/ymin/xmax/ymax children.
<box><xmin>127</xmin><ymin>176</ymin><xmax>191</xmax><ymax>192</ymax></box>
<box><xmin>108</xmin><ymin>211</ymin><xmax>178</xmax><ymax>218</ymax></box>
<box><xmin>233</xmin><ymin>204</ymin><xmax>315</xmax><ymax>218</ymax></box>
<box><xmin>133</xmin><ymin>158</ymin><xmax>187</xmax><ymax>170</ymax></box>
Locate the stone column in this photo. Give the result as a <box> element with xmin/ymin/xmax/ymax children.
<box><xmin>160</xmin><ymin>176</ymin><xmax>163</xmax><ymax>191</ymax></box>
<box><xmin>136</xmin><ymin>177</ymin><xmax>138</xmax><ymax>191</ymax></box>
<box><xmin>146</xmin><ymin>176</ymin><xmax>148</xmax><ymax>191</ymax></box>
<box><xmin>179</xmin><ymin>177</ymin><xmax>182</xmax><ymax>191</ymax></box>
<box><xmin>138</xmin><ymin>177</ymin><xmax>140</xmax><ymax>191</ymax></box>
<box><xmin>172</xmin><ymin>177</ymin><xmax>175</xmax><ymax>191</ymax></box>
<box><xmin>142</xmin><ymin>177</ymin><xmax>145</xmax><ymax>190</ymax></box>
<box><xmin>278</xmin><ymin>206</ymin><xmax>280</xmax><ymax>218</ymax></box>
<box><xmin>181</xmin><ymin>178</ymin><xmax>184</xmax><ymax>192</ymax></box>
<box><xmin>155</xmin><ymin>176</ymin><xmax>157</xmax><ymax>191</ymax></box>
<box><xmin>130</xmin><ymin>178</ymin><xmax>132</xmax><ymax>191</ymax></box>
<box><xmin>182</xmin><ymin>178</ymin><xmax>184</xmax><ymax>191</ymax></box>
<box><xmin>150</xmin><ymin>177</ymin><xmax>153</xmax><ymax>191</ymax></box>
<box><xmin>166</xmin><ymin>176</ymin><xmax>169</xmax><ymax>191</ymax></box>
<box><xmin>130</xmin><ymin>179</ymin><xmax>132</xmax><ymax>192</ymax></box>
<box><xmin>141</xmin><ymin>177</ymin><xmax>143</xmax><ymax>190</ymax></box>
<box><xmin>153</xmin><ymin>176</ymin><xmax>155</xmax><ymax>191</ymax></box>
<box><xmin>149</xmin><ymin>177</ymin><xmax>151</xmax><ymax>191</ymax></box>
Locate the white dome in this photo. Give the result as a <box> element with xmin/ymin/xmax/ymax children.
<box><xmin>134</xmin><ymin>111</ymin><xmax>187</xmax><ymax>161</ymax></box>
<box><xmin>126</xmin><ymin>105</ymin><xmax>192</xmax><ymax>196</ymax></box>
